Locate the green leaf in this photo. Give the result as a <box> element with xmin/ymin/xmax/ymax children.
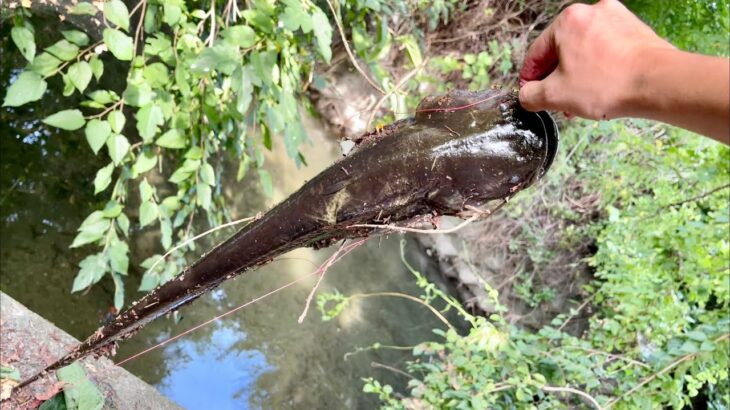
<box><xmin>106</xmin><ymin>134</ymin><xmax>130</xmax><ymax>165</ymax></box>
<box><xmin>68</xmin><ymin>61</ymin><xmax>92</xmax><ymax>93</ymax></box>
<box><xmin>62</xmin><ymin>30</ymin><xmax>90</xmax><ymax>46</ymax></box>
<box><xmin>87</xmin><ymin>90</ymin><xmax>119</xmax><ymax>105</ymax></box>
<box><xmin>43</xmin><ymin>109</ymin><xmax>86</xmax><ymax>130</ymax></box>
<box><xmin>155</xmin><ymin>128</ymin><xmax>185</xmax><ymax>148</ymax></box>
<box><xmin>89</xmin><ymin>55</ymin><xmax>104</xmax><ymax>80</ymax></box>
<box><xmin>29</xmin><ymin>52</ymin><xmax>62</xmax><ymax>76</ymax></box>
<box><xmin>132</xmin><ymin>149</ymin><xmax>157</xmax><ymax>174</ymax></box>
<box><xmin>70</xmin><ymin>2</ymin><xmax>98</xmax><ymax>16</ymax></box>
<box><xmin>139</xmin><ymin>178</ymin><xmax>154</xmax><ymax>202</ymax></box>
<box><xmin>3</xmin><ymin>71</ymin><xmax>47</xmax><ymax>107</ymax></box>
<box><xmin>138</xmin><ymin>272</ymin><xmax>159</xmax><ymax>292</ymax></box>
<box><xmin>70</xmin><ymin>217</ymin><xmax>110</xmax><ymax>248</ymax></box>
<box><xmin>93</xmin><ymin>163</ymin><xmax>114</xmax><ymax>194</ymax></box>
<box><xmin>84</xmin><ymin>119</ymin><xmax>112</xmax><ymax>154</ymax></box>
<box><xmin>111</xmin><ymin>272</ymin><xmax>125</xmax><ymax>311</ymax></box>
<box><xmin>200</xmin><ymin>163</ymin><xmax>215</xmax><ymax>185</ymax></box>
<box><xmin>109</xmin><ymin>239</ymin><xmax>129</xmax><ymax>274</ymax></box>
<box><xmin>312</xmin><ymin>8</ymin><xmax>333</xmax><ymax>63</ymax></box>
<box><xmin>136</xmin><ymin>104</ymin><xmax>164</xmax><ymax>142</ymax></box>
<box><xmin>101</xmin><ymin>200</ymin><xmax>123</xmax><ymax>218</ymax></box>
<box><xmin>190</xmin><ymin>44</ymin><xmax>240</xmax><ymax>75</ymax></box>
<box><xmin>196</xmin><ymin>183</ymin><xmax>212</xmax><ymax>210</ymax></box>
<box><xmin>11</xmin><ymin>26</ymin><xmax>35</xmax><ymax>62</ymax></box>
<box><xmin>163</xmin><ymin>4</ymin><xmax>182</xmax><ymax>26</ymax></box>
<box><xmin>46</xmin><ymin>40</ymin><xmax>79</xmax><ymax>61</ymax></box>
<box><xmin>56</xmin><ymin>363</ymin><xmax>104</xmax><ymax>410</ymax></box>
<box><xmin>222</xmin><ymin>25</ymin><xmax>256</xmax><ymax>47</ymax></box>
<box><xmin>103</xmin><ymin>28</ymin><xmax>133</xmax><ymax>61</ymax></box>
<box><xmin>116</xmin><ymin>213</ymin><xmax>130</xmax><ymax>237</ymax></box>
<box><xmin>258</xmin><ymin>169</ymin><xmax>273</xmax><ymax>197</ymax></box>
<box><xmin>280</xmin><ymin>0</ymin><xmax>313</xmax><ymax>33</ymax></box>
<box><xmin>123</xmin><ymin>82</ymin><xmax>154</xmax><ymax>107</ymax></box>
<box><xmin>108</xmin><ymin>110</ymin><xmax>126</xmax><ymax>134</ymax></box>
<box><xmin>142</xmin><ymin>62</ymin><xmax>169</xmax><ymax>88</ymax></box>
<box><xmin>38</xmin><ymin>393</ymin><xmax>66</xmax><ymax>410</ymax></box>
<box><xmin>232</xmin><ymin>66</ymin><xmax>253</xmax><ymax>114</ymax></box>
<box><xmin>72</xmin><ymin>254</ymin><xmax>108</xmax><ymax>292</ymax></box>
<box><xmin>139</xmin><ymin>201</ymin><xmax>159</xmax><ymax>227</ymax></box>
<box><xmin>104</xmin><ymin>0</ymin><xmax>130</xmax><ymax>31</ymax></box>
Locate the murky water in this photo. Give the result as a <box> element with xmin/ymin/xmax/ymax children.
<box><xmin>0</xmin><ymin>19</ymin><xmax>464</xmax><ymax>409</ymax></box>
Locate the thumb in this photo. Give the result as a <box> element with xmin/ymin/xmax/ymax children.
<box><xmin>519</xmin><ymin>80</ymin><xmax>550</xmax><ymax>112</ymax></box>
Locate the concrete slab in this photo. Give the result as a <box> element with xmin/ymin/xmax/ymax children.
<box><xmin>0</xmin><ymin>292</ymin><xmax>182</xmax><ymax>409</ymax></box>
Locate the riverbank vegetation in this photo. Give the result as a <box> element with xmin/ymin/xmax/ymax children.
<box><xmin>3</xmin><ymin>0</ymin><xmax>728</xmax><ymax>408</ymax></box>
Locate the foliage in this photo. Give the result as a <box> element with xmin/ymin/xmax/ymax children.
<box><xmin>55</xmin><ymin>363</ymin><xmax>104</xmax><ymax>410</ymax></box>
<box><xmin>625</xmin><ymin>0</ymin><xmax>730</xmax><ymax>55</ymax></box>
<box><xmin>3</xmin><ymin>0</ymin><xmax>335</xmax><ymax>309</ymax></box>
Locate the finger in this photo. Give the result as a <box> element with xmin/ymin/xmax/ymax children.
<box><xmin>519</xmin><ymin>22</ymin><xmax>559</xmax><ymax>84</ymax></box>
<box><xmin>518</xmin><ymin>73</ymin><xmax>564</xmax><ymax>112</ymax></box>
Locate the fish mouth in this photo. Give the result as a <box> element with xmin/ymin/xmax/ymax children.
<box><xmin>513</xmin><ymin>104</ymin><xmax>559</xmax><ymax>178</ymax></box>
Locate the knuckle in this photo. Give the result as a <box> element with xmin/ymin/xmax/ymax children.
<box><xmin>561</xmin><ymin>4</ymin><xmax>591</xmax><ymax>27</ymax></box>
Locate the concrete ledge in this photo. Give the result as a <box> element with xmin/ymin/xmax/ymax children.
<box><xmin>0</xmin><ymin>292</ymin><xmax>181</xmax><ymax>409</ymax></box>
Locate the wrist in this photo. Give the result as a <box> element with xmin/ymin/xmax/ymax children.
<box><xmin>619</xmin><ymin>45</ymin><xmax>679</xmax><ymax>119</ymax></box>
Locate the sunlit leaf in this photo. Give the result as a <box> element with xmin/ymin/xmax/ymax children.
<box><xmin>312</xmin><ymin>8</ymin><xmax>333</xmax><ymax>63</ymax></box>
<box><xmin>62</xmin><ymin>30</ymin><xmax>90</xmax><ymax>46</ymax></box>
<box><xmin>108</xmin><ymin>110</ymin><xmax>126</xmax><ymax>133</ymax></box>
<box><xmin>11</xmin><ymin>26</ymin><xmax>35</xmax><ymax>62</ymax></box>
<box><xmin>84</xmin><ymin>119</ymin><xmax>112</xmax><ymax>154</ymax></box>
<box><xmin>109</xmin><ymin>239</ymin><xmax>129</xmax><ymax>275</ymax></box>
<box><xmin>29</xmin><ymin>52</ymin><xmax>62</xmax><ymax>77</ymax></box>
<box><xmin>223</xmin><ymin>25</ymin><xmax>256</xmax><ymax>47</ymax></box>
<box><xmin>94</xmin><ymin>163</ymin><xmax>114</xmax><ymax>194</ymax></box>
<box><xmin>89</xmin><ymin>55</ymin><xmax>104</xmax><ymax>80</ymax></box>
<box><xmin>103</xmin><ymin>28</ymin><xmax>133</xmax><ymax>61</ymax></box>
<box><xmin>139</xmin><ymin>201</ymin><xmax>159</xmax><ymax>227</ymax></box>
<box><xmin>155</xmin><ymin>128</ymin><xmax>185</xmax><ymax>148</ymax></box>
<box><xmin>132</xmin><ymin>149</ymin><xmax>157</xmax><ymax>174</ymax></box>
<box><xmin>43</xmin><ymin>109</ymin><xmax>86</xmax><ymax>130</ymax></box>
<box><xmin>3</xmin><ymin>71</ymin><xmax>47</xmax><ymax>107</ymax></box>
<box><xmin>56</xmin><ymin>363</ymin><xmax>104</xmax><ymax>410</ymax></box>
<box><xmin>106</xmin><ymin>134</ymin><xmax>130</xmax><ymax>165</ymax></box>
<box><xmin>68</xmin><ymin>61</ymin><xmax>92</xmax><ymax>93</ymax></box>
<box><xmin>136</xmin><ymin>104</ymin><xmax>164</xmax><ymax>142</ymax></box>
<box><xmin>200</xmin><ymin>163</ymin><xmax>215</xmax><ymax>186</ymax></box>
<box><xmin>104</xmin><ymin>0</ymin><xmax>130</xmax><ymax>31</ymax></box>
<box><xmin>46</xmin><ymin>39</ymin><xmax>79</xmax><ymax>61</ymax></box>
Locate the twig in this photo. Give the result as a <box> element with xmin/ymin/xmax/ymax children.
<box><xmin>561</xmin><ymin>346</ymin><xmax>650</xmax><ymax>369</ymax></box>
<box><xmin>298</xmin><ymin>238</ymin><xmax>368</xmax><ymax>323</ymax></box>
<box><xmin>365</xmin><ymin>58</ymin><xmax>429</xmax><ymax>130</ymax></box>
<box><xmin>664</xmin><ymin>183</ymin><xmax>730</xmax><ymax>209</ymax></box>
<box><xmin>370</xmin><ymin>361</ymin><xmax>417</xmax><ymax>380</ymax></box>
<box><xmin>541</xmin><ymin>385</ymin><xmax>603</xmax><ymax>410</ymax></box>
<box><xmin>603</xmin><ymin>333</ymin><xmax>730</xmax><ymax>408</ymax></box>
<box><xmin>348</xmin><ymin>292</ymin><xmax>454</xmax><ymax>329</ymax></box>
<box><xmin>144</xmin><ymin>215</ymin><xmax>257</xmax><ymax>276</ymax></box>
<box><xmin>131</xmin><ymin>0</ymin><xmax>148</xmax><ymax>58</ymax></box>
<box><xmin>324</xmin><ymin>0</ymin><xmax>385</xmax><ymax>95</ymax></box>
<box><xmin>557</xmin><ymin>293</ymin><xmax>595</xmax><ymax>332</ymax></box>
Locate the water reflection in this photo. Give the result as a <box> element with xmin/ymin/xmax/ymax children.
<box><xmin>158</xmin><ymin>325</ymin><xmax>272</xmax><ymax>410</ymax></box>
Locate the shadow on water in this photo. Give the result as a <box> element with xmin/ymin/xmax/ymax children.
<box><xmin>0</xmin><ymin>14</ymin><xmax>467</xmax><ymax>409</ymax></box>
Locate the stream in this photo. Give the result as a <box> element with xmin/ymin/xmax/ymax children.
<box><xmin>0</xmin><ymin>20</ymin><xmax>464</xmax><ymax>409</ymax></box>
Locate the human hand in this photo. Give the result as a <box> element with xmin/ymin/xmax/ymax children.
<box><xmin>518</xmin><ymin>0</ymin><xmax>674</xmax><ymax>120</ymax></box>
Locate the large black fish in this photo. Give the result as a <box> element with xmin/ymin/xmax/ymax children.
<box><xmin>17</xmin><ymin>89</ymin><xmax>558</xmax><ymax>388</ymax></box>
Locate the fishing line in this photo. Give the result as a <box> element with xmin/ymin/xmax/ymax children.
<box><xmin>116</xmin><ymin>270</ymin><xmax>319</xmax><ymax>366</ymax></box>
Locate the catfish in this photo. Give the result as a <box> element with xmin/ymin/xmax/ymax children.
<box><xmin>17</xmin><ymin>89</ymin><xmax>558</xmax><ymax>388</ymax></box>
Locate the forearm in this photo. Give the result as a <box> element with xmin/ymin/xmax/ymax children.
<box><xmin>626</xmin><ymin>48</ymin><xmax>730</xmax><ymax>143</ymax></box>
